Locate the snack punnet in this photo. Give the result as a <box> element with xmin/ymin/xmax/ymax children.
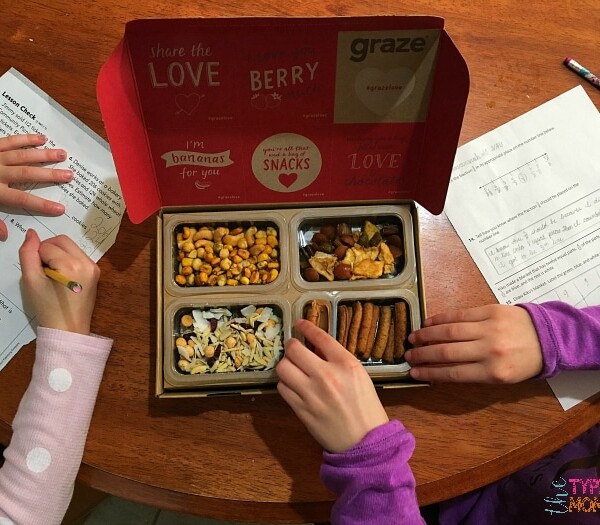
<box><xmin>174</xmin><ymin>224</ymin><xmax>280</xmax><ymax>287</ymax></box>
<box><xmin>300</xmin><ymin>220</ymin><xmax>404</xmax><ymax>282</ymax></box>
<box><xmin>335</xmin><ymin>300</ymin><xmax>410</xmax><ymax>364</ymax></box>
<box><xmin>175</xmin><ymin>305</ymin><xmax>283</xmax><ymax>374</ymax></box>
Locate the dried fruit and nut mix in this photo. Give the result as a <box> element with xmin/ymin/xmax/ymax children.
<box><xmin>299</xmin><ymin>218</ymin><xmax>404</xmax><ymax>283</ymax></box>
<box><xmin>173</xmin><ymin>223</ymin><xmax>280</xmax><ymax>287</ymax></box>
<box><xmin>333</xmin><ymin>299</ymin><xmax>410</xmax><ymax>364</ymax></box>
<box><xmin>174</xmin><ymin>305</ymin><xmax>284</xmax><ymax>374</ymax></box>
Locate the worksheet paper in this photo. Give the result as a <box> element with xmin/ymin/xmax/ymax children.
<box><xmin>445</xmin><ymin>86</ymin><xmax>600</xmax><ymax>410</ymax></box>
<box><xmin>0</xmin><ymin>68</ymin><xmax>124</xmax><ymax>371</ymax></box>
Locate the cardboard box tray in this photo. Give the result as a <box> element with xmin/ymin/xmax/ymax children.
<box><xmin>159</xmin><ymin>204</ymin><xmax>423</xmax><ymax>394</ymax></box>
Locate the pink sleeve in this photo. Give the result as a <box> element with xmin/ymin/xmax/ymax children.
<box><xmin>0</xmin><ymin>328</ymin><xmax>112</xmax><ymax>525</ymax></box>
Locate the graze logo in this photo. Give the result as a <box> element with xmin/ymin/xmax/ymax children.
<box><xmin>346</xmin><ymin>33</ymin><xmax>422</xmax><ymax>116</ymax></box>
<box><xmin>349</xmin><ymin>36</ymin><xmax>427</xmax><ymax>62</ymax></box>
<box><xmin>335</xmin><ymin>30</ymin><xmax>436</xmax><ymax>124</ymax></box>
<box><xmin>251</xmin><ymin>133</ymin><xmax>322</xmax><ymax>192</ymax></box>
<box><xmin>161</xmin><ymin>139</ymin><xmax>233</xmax><ymax>188</ymax></box>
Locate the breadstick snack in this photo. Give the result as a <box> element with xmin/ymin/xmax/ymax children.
<box><xmin>346</xmin><ymin>301</ymin><xmax>363</xmax><ymax>355</ymax></box>
<box><xmin>383</xmin><ymin>314</ymin><xmax>395</xmax><ymax>364</ymax></box>
<box><xmin>394</xmin><ymin>301</ymin><xmax>408</xmax><ymax>361</ymax></box>
<box><xmin>371</xmin><ymin>305</ymin><xmax>391</xmax><ymax>361</ymax></box>
<box><xmin>356</xmin><ymin>302</ymin><xmax>374</xmax><ymax>359</ymax></box>
<box><xmin>363</xmin><ymin>304</ymin><xmax>380</xmax><ymax>361</ymax></box>
<box><xmin>337</xmin><ymin>305</ymin><xmax>350</xmax><ymax>347</ymax></box>
<box><xmin>334</xmin><ymin>296</ymin><xmax>414</xmax><ymax>371</ymax></box>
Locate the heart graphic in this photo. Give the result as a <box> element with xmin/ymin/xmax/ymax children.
<box><xmin>354</xmin><ymin>68</ymin><xmax>415</xmax><ymax>117</ymax></box>
<box><xmin>175</xmin><ymin>93</ymin><xmax>204</xmax><ymax>115</ymax></box>
<box><xmin>279</xmin><ymin>173</ymin><xmax>298</xmax><ymax>188</ymax></box>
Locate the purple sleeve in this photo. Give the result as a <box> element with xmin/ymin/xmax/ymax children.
<box><xmin>517</xmin><ymin>302</ymin><xmax>600</xmax><ymax>378</ymax></box>
<box><xmin>320</xmin><ymin>419</ymin><xmax>425</xmax><ymax>525</ymax></box>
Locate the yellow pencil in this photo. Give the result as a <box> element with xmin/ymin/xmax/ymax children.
<box><xmin>43</xmin><ymin>267</ymin><xmax>83</xmax><ymax>293</ymax></box>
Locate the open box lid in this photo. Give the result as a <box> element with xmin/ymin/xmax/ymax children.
<box><xmin>97</xmin><ymin>16</ymin><xmax>469</xmax><ymax>224</ymax></box>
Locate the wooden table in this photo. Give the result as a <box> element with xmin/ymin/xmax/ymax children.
<box><xmin>2</xmin><ymin>1</ymin><xmax>600</xmax><ymax>523</ymax></box>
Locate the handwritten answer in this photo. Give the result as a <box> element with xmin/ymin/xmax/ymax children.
<box><xmin>481</xmin><ymin>154</ymin><xmax>550</xmax><ymax>198</ymax></box>
<box><xmin>486</xmin><ymin>190</ymin><xmax>600</xmax><ymax>274</ymax></box>
<box><xmin>537</xmin><ymin>265</ymin><xmax>600</xmax><ymax>307</ymax></box>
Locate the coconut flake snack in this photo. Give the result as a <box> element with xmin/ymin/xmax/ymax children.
<box><xmin>175</xmin><ymin>305</ymin><xmax>284</xmax><ymax>374</ymax></box>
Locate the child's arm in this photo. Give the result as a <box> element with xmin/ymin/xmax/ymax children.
<box><xmin>0</xmin><ymin>330</ymin><xmax>112</xmax><ymax>525</ymax></box>
<box><xmin>0</xmin><ymin>230</ymin><xmax>113</xmax><ymax>525</ymax></box>
<box><xmin>518</xmin><ymin>301</ymin><xmax>600</xmax><ymax>377</ymax></box>
<box><xmin>320</xmin><ymin>420</ymin><xmax>424</xmax><ymax>525</ymax></box>
<box><xmin>406</xmin><ymin>302</ymin><xmax>600</xmax><ymax>383</ymax></box>
<box><xmin>277</xmin><ymin>319</ymin><xmax>425</xmax><ymax>525</ymax></box>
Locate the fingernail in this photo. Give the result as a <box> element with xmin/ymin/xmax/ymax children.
<box><xmin>61</xmin><ymin>170</ymin><xmax>73</xmax><ymax>182</ymax></box>
<box><xmin>50</xmin><ymin>203</ymin><xmax>65</xmax><ymax>214</ymax></box>
<box><xmin>408</xmin><ymin>333</ymin><xmax>415</xmax><ymax>343</ymax></box>
<box><xmin>404</xmin><ymin>350</ymin><xmax>412</xmax><ymax>362</ymax></box>
<box><xmin>38</xmin><ymin>134</ymin><xmax>48</xmax><ymax>143</ymax></box>
<box><xmin>409</xmin><ymin>368</ymin><xmax>419</xmax><ymax>379</ymax></box>
<box><xmin>57</xmin><ymin>150</ymin><xmax>67</xmax><ymax>161</ymax></box>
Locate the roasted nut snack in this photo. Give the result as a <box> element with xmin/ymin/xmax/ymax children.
<box><xmin>336</xmin><ymin>300</ymin><xmax>410</xmax><ymax>363</ymax></box>
<box><xmin>174</xmin><ymin>224</ymin><xmax>280</xmax><ymax>287</ymax></box>
<box><xmin>175</xmin><ymin>305</ymin><xmax>283</xmax><ymax>374</ymax></box>
<box><xmin>300</xmin><ymin>219</ymin><xmax>404</xmax><ymax>282</ymax></box>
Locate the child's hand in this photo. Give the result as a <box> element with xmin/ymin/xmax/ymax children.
<box><xmin>0</xmin><ymin>134</ymin><xmax>73</xmax><ymax>241</ymax></box>
<box><xmin>406</xmin><ymin>304</ymin><xmax>543</xmax><ymax>384</ymax></box>
<box><xmin>19</xmin><ymin>229</ymin><xmax>100</xmax><ymax>335</ymax></box>
<box><xmin>276</xmin><ymin>319</ymin><xmax>389</xmax><ymax>453</ymax></box>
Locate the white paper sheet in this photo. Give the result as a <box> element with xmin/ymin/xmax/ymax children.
<box><xmin>445</xmin><ymin>86</ymin><xmax>600</xmax><ymax>410</ymax></box>
<box><xmin>0</xmin><ymin>68</ymin><xmax>125</xmax><ymax>371</ymax></box>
